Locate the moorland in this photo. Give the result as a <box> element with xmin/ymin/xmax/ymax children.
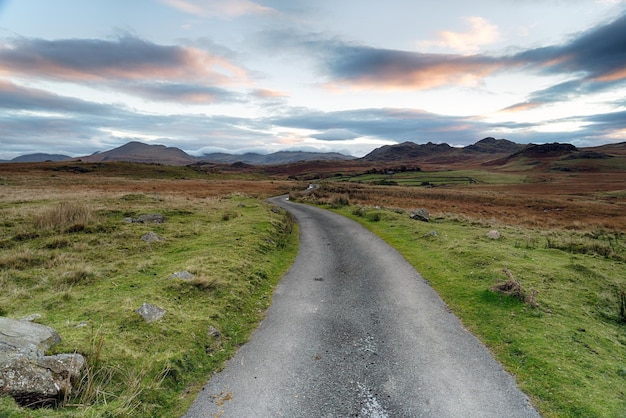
<box><xmin>0</xmin><ymin>138</ymin><xmax>625</xmax><ymax>417</ymax></box>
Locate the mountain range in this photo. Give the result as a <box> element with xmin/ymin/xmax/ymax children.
<box><xmin>2</xmin><ymin>138</ymin><xmax>625</xmax><ymax>167</ymax></box>
<box><xmin>0</xmin><ymin>142</ymin><xmax>355</xmax><ymax>165</ymax></box>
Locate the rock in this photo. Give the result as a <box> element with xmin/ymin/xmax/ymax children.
<box><xmin>37</xmin><ymin>353</ymin><xmax>85</xmax><ymax>377</ymax></box>
<box><xmin>137</xmin><ymin>214</ymin><xmax>166</xmax><ymax>224</ymax></box>
<box><xmin>168</xmin><ymin>271</ymin><xmax>194</xmax><ymax>281</ymax></box>
<box><xmin>423</xmin><ymin>231</ymin><xmax>439</xmax><ymax>238</ymax></box>
<box><xmin>141</xmin><ymin>231</ymin><xmax>164</xmax><ymax>243</ymax></box>
<box><xmin>0</xmin><ymin>317</ymin><xmax>85</xmax><ymax>408</ymax></box>
<box><xmin>208</xmin><ymin>326</ymin><xmax>221</xmax><ymax>338</ymax></box>
<box><xmin>124</xmin><ymin>214</ymin><xmax>167</xmax><ymax>224</ymax></box>
<box><xmin>19</xmin><ymin>313</ymin><xmax>42</xmax><ymax>322</ymax></box>
<box><xmin>409</xmin><ymin>208</ymin><xmax>430</xmax><ymax>222</ymax></box>
<box><xmin>487</xmin><ymin>230</ymin><xmax>501</xmax><ymax>239</ymax></box>
<box><xmin>136</xmin><ymin>302</ymin><xmax>166</xmax><ymax>323</ymax></box>
<box><xmin>1</xmin><ymin>353</ymin><xmax>84</xmax><ymax>407</ymax></box>
<box><xmin>0</xmin><ymin>317</ymin><xmax>61</xmax><ymax>358</ymax></box>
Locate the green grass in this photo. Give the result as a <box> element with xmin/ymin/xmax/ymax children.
<box><xmin>330</xmin><ymin>205</ymin><xmax>626</xmax><ymax>417</ymax></box>
<box><xmin>329</xmin><ymin>170</ymin><xmax>527</xmax><ymax>186</ymax></box>
<box><xmin>0</xmin><ymin>194</ymin><xmax>298</xmax><ymax>417</ymax></box>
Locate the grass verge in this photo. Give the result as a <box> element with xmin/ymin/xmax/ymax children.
<box><xmin>0</xmin><ymin>192</ymin><xmax>298</xmax><ymax>417</ymax></box>
<box><xmin>324</xmin><ymin>203</ymin><xmax>626</xmax><ymax>418</ymax></box>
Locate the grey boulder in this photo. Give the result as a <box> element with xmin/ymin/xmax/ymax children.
<box><xmin>0</xmin><ymin>317</ymin><xmax>84</xmax><ymax>407</ymax></box>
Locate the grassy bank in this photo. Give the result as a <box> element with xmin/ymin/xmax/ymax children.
<box><xmin>0</xmin><ymin>191</ymin><xmax>298</xmax><ymax>417</ymax></box>
<box><xmin>322</xmin><ymin>203</ymin><xmax>626</xmax><ymax>417</ymax></box>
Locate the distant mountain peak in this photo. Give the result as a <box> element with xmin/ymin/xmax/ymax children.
<box><xmin>463</xmin><ymin>137</ymin><xmax>523</xmax><ymax>154</ymax></box>
<box><xmin>360</xmin><ymin>141</ymin><xmax>454</xmax><ymax>162</ymax></box>
<box><xmin>75</xmin><ymin>141</ymin><xmax>197</xmax><ymax>165</ymax></box>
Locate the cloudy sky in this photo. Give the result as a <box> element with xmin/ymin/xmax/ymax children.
<box><xmin>1</xmin><ymin>0</ymin><xmax>626</xmax><ymax>159</ymax></box>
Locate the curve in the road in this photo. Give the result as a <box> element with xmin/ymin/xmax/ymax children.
<box><xmin>184</xmin><ymin>196</ymin><xmax>540</xmax><ymax>418</ymax></box>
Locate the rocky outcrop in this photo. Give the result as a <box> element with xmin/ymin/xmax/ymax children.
<box><xmin>0</xmin><ymin>317</ymin><xmax>84</xmax><ymax>407</ymax></box>
<box><xmin>409</xmin><ymin>208</ymin><xmax>430</xmax><ymax>222</ymax></box>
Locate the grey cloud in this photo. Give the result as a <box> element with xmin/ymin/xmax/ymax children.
<box><xmin>0</xmin><ymin>35</ymin><xmax>185</xmax><ymax>79</ymax></box>
<box><xmin>311</xmin><ymin>129</ymin><xmax>360</xmax><ymax>141</ymax></box>
<box><xmin>272</xmin><ymin>107</ymin><xmax>489</xmax><ymax>144</ymax></box>
<box><xmin>0</xmin><ymin>80</ymin><xmax>116</xmax><ymax>115</ymax></box>
<box><xmin>546</xmin><ymin>13</ymin><xmax>626</xmax><ymax>79</ymax></box>
<box><xmin>0</xmin><ymin>115</ymin><xmax>108</xmax><ymax>157</ymax></box>
<box><xmin>505</xmin><ymin>13</ymin><xmax>626</xmax><ymax>109</ymax></box>
<box><xmin>122</xmin><ymin>82</ymin><xmax>244</xmax><ymax>104</ymax></box>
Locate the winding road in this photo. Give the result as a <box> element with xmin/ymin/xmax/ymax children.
<box><xmin>184</xmin><ymin>196</ymin><xmax>540</xmax><ymax>417</ymax></box>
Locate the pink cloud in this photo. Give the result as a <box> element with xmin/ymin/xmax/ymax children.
<box><xmin>327</xmin><ymin>56</ymin><xmax>504</xmax><ymax>91</ymax></box>
<box><xmin>417</xmin><ymin>17</ymin><xmax>501</xmax><ymax>53</ymax></box>
<box><xmin>498</xmin><ymin>102</ymin><xmax>541</xmax><ymax>113</ymax></box>
<box><xmin>0</xmin><ymin>36</ymin><xmax>250</xmax><ymax>86</ymax></box>
<box><xmin>161</xmin><ymin>0</ymin><xmax>276</xmax><ymax>18</ymax></box>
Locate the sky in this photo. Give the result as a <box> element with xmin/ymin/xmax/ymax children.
<box><xmin>1</xmin><ymin>0</ymin><xmax>626</xmax><ymax>159</ymax></box>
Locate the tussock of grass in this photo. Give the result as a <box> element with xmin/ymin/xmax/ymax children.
<box><xmin>60</xmin><ymin>265</ymin><xmax>97</xmax><ymax>286</ymax></box>
<box><xmin>0</xmin><ymin>247</ymin><xmax>44</xmax><ymax>270</ymax></box>
<box><xmin>33</xmin><ymin>202</ymin><xmax>97</xmax><ymax>233</ymax></box>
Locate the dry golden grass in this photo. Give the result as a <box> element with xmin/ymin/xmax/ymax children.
<box><xmin>303</xmin><ymin>171</ymin><xmax>626</xmax><ymax>231</ymax></box>
<box><xmin>0</xmin><ymin>162</ymin><xmax>295</xmax><ymax>202</ymax></box>
<box><xmin>1</xmin><ymin>160</ymin><xmax>623</xmax><ymax>231</ymax></box>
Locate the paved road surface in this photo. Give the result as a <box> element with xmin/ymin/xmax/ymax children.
<box><xmin>184</xmin><ymin>196</ymin><xmax>540</xmax><ymax>417</ymax></box>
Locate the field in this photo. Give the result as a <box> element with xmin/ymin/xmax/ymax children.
<box><xmin>0</xmin><ymin>163</ymin><xmax>299</xmax><ymax>417</ymax></box>
<box><xmin>329</xmin><ymin>169</ymin><xmax>528</xmax><ymax>186</ymax></box>
<box><xmin>1</xmin><ymin>160</ymin><xmax>625</xmax><ymax>417</ymax></box>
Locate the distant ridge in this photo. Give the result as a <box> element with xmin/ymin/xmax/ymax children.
<box><xmin>9</xmin><ymin>153</ymin><xmax>71</xmax><ymax>163</ymax></box>
<box><xmin>63</xmin><ymin>142</ymin><xmax>356</xmax><ymax>166</ymax></box>
<box><xmin>6</xmin><ymin>139</ymin><xmax>624</xmax><ymax>168</ymax></box>
<box><xmin>512</xmin><ymin>143</ymin><xmax>578</xmax><ymax>158</ymax></box>
<box><xmin>360</xmin><ymin>141</ymin><xmax>453</xmax><ymax>162</ymax></box>
<box><xmin>201</xmin><ymin>150</ymin><xmax>355</xmax><ymax>165</ymax></box>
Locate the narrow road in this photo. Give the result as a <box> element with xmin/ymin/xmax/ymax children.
<box><xmin>184</xmin><ymin>196</ymin><xmax>540</xmax><ymax>417</ymax></box>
